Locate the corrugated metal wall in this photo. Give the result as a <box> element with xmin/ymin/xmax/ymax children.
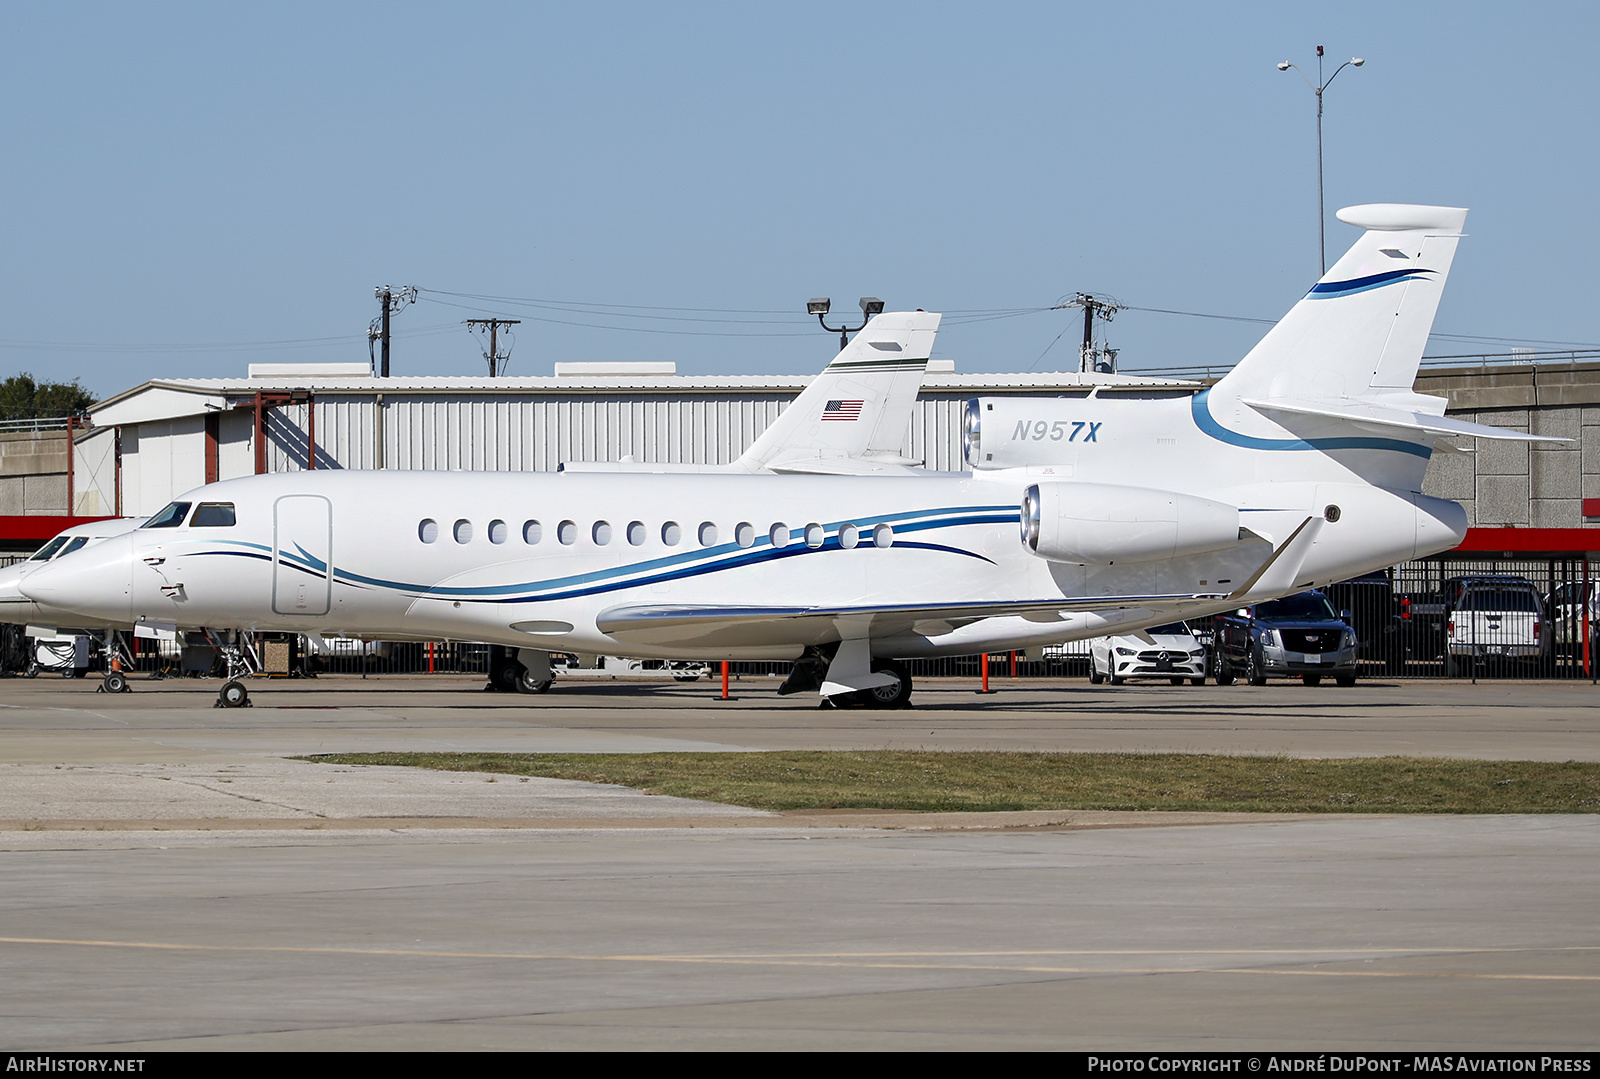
<box><xmin>116</xmin><ymin>387</ymin><xmax>985</xmax><ymax>512</ymax></box>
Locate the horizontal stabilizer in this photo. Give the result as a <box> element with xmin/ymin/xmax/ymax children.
<box><xmin>764</xmin><ymin>454</ymin><xmax>927</xmax><ymax>477</ymax></box>
<box><xmin>1243</xmin><ymin>397</ymin><xmax>1566</xmax><ymax>443</ymax></box>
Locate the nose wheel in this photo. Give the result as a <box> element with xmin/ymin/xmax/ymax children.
<box><xmin>215</xmin><ymin>679</ymin><xmax>252</xmax><ymax>708</ymax></box>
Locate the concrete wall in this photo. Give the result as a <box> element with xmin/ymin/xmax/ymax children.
<box><xmin>1417</xmin><ymin>361</ymin><xmax>1600</xmax><ymax>528</ymax></box>
<box><xmin>0</xmin><ymin>430</ymin><xmax>67</xmax><ymax>515</ymax></box>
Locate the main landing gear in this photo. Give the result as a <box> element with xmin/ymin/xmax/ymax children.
<box><xmin>781</xmin><ymin>647</ymin><xmax>914</xmax><ymax>709</ymax></box>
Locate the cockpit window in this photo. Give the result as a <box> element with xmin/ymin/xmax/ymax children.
<box><xmin>27</xmin><ymin>537</ymin><xmax>69</xmax><ymax>562</ymax></box>
<box><xmin>142</xmin><ymin>501</ymin><xmax>192</xmax><ymax>529</ymax></box>
<box><xmin>60</xmin><ymin>537</ymin><xmax>89</xmax><ymax>556</ymax></box>
<box><xmin>191</xmin><ymin>502</ymin><xmax>236</xmax><ymax>527</ymax></box>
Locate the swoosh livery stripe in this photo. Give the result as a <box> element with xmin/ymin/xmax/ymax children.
<box><xmin>183</xmin><ymin>506</ymin><xmax>1015</xmax><ymax>605</ymax></box>
<box><xmin>1191</xmin><ymin>389</ymin><xmax>1431</xmax><ymax>459</ymax></box>
<box><xmin>1307</xmin><ymin>268</ymin><xmax>1436</xmax><ymax>299</ymax></box>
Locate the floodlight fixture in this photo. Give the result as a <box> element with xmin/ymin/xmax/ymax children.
<box><xmin>811</xmin><ymin>293</ymin><xmax>885</xmax><ymax>350</ymax></box>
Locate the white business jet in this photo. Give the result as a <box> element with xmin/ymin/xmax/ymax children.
<box><xmin>0</xmin><ymin>515</ymin><xmax>147</xmax><ymax>633</ymax></box>
<box><xmin>23</xmin><ymin>206</ymin><xmax>1549</xmax><ymax>708</ymax></box>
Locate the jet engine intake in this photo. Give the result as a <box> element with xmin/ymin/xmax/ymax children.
<box><xmin>1021</xmin><ymin>482</ymin><xmax>1240</xmax><ymax>565</ymax></box>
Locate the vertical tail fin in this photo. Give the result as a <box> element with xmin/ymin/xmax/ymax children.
<box><xmin>737</xmin><ymin>311</ymin><xmax>940</xmax><ymax>472</ymax></box>
<box><xmin>1215</xmin><ymin>204</ymin><xmax>1467</xmax><ymax>404</ymax></box>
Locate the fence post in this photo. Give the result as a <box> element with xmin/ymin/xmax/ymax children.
<box><xmin>1585</xmin><ymin>558</ymin><xmax>1592</xmax><ymax>682</ymax></box>
<box><xmin>721</xmin><ymin>660</ymin><xmax>729</xmax><ymax>700</ymax></box>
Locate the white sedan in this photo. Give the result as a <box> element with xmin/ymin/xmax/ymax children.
<box><xmin>1088</xmin><ymin>623</ymin><xmax>1208</xmax><ymax>686</ymax></box>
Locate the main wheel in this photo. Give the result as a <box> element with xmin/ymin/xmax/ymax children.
<box><xmin>218</xmin><ymin>680</ymin><xmax>250</xmax><ymax>708</ymax></box>
<box><xmin>863</xmin><ymin>660</ymin><xmax>912</xmax><ymax>709</ymax></box>
<box><xmin>515</xmin><ymin>667</ymin><xmax>554</xmax><ymax>694</ymax></box>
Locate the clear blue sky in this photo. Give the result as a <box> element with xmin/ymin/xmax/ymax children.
<box><xmin>2</xmin><ymin>1</ymin><xmax>1595</xmax><ymax>398</ymax></box>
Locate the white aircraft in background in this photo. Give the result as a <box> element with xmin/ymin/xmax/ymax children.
<box><xmin>560</xmin><ymin>310</ymin><xmax>940</xmax><ymax>476</ymax></box>
<box><xmin>0</xmin><ymin>516</ymin><xmax>147</xmax><ymax>634</ymax></box>
<box><xmin>23</xmin><ymin>205</ymin><xmax>1553</xmax><ymax>708</ymax></box>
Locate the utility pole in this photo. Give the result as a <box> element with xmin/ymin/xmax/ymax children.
<box><xmin>369</xmin><ymin>285</ymin><xmax>417</xmax><ymax>377</ymax></box>
<box><xmin>1052</xmin><ymin>293</ymin><xmax>1125</xmax><ymax>373</ymax></box>
<box><xmin>464</xmin><ymin>318</ymin><xmax>521</xmax><ymax>377</ymax></box>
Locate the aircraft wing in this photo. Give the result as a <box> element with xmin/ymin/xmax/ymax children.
<box><xmin>597</xmin><ymin>593</ymin><xmax>1224</xmax><ymax>649</ymax></box>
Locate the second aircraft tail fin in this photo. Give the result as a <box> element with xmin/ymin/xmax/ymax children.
<box><xmin>735</xmin><ymin>311</ymin><xmax>940</xmax><ymax>473</ymax></box>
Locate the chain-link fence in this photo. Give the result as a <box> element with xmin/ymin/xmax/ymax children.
<box><xmin>2</xmin><ymin>557</ymin><xmax>1595</xmax><ymax>683</ymax></box>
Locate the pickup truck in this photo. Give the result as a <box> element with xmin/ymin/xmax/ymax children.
<box><xmin>1442</xmin><ymin>576</ymin><xmax>1548</xmax><ymax>674</ymax></box>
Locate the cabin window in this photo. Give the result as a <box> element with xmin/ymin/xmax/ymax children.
<box><xmin>838</xmin><ymin>523</ymin><xmax>860</xmax><ymax>549</ymax></box>
<box><xmin>698</xmin><ymin>521</ymin><xmax>718</xmax><ymax>546</ymax></box>
<box><xmin>735</xmin><ymin>522</ymin><xmax>755</xmax><ymax>548</ymax></box>
<box><xmin>661</xmin><ymin>521</ymin><xmax>681</xmax><ymax>546</ymax></box>
<box><xmin>191</xmin><ymin>502</ymin><xmax>236</xmax><ymax>527</ymax></box>
<box><xmin>28</xmin><ymin>537</ymin><xmax>69</xmax><ymax>561</ymax></box>
<box><xmin>558</xmin><ymin>520</ymin><xmax>577</xmax><ymax>545</ymax></box>
<box><xmin>419</xmin><ymin>519</ymin><xmax>439</xmax><ymax>544</ymax></box>
<box><xmin>872</xmin><ymin>523</ymin><xmax>894</xmax><ymax>548</ymax></box>
<box><xmin>626</xmin><ymin>521</ymin><xmax>646</xmax><ymax>546</ymax></box>
<box><xmin>769</xmin><ymin>523</ymin><xmax>790</xmax><ymax>548</ymax></box>
<box><xmin>488</xmin><ymin>519</ymin><xmax>508</xmax><ymax>544</ymax></box>
<box><xmin>523</xmin><ymin>520</ymin><xmax>542</xmax><ymax>544</ymax></box>
<box><xmin>592</xmin><ymin>521</ymin><xmax>612</xmax><ymax>545</ymax></box>
<box><xmin>143</xmin><ymin>501</ymin><xmax>192</xmax><ymax>529</ymax></box>
<box><xmin>804</xmin><ymin>523</ymin><xmax>824</xmax><ymax>549</ymax></box>
<box><xmin>453</xmin><ymin>519</ymin><xmax>473</xmax><ymax>544</ymax></box>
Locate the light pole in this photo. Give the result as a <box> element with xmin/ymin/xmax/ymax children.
<box><xmin>1278</xmin><ymin>46</ymin><xmax>1364</xmax><ymax>275</ymax></box>
<box><xmin>808</xmin><ymin>296</ymin><xmax>884</xmax><ymax>351</ymax></box>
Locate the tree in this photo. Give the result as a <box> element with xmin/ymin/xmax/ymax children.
<box><xmin>0</xmin><ymin>373</ymin><xmax>95</xmax><ymax>421</ymax></box>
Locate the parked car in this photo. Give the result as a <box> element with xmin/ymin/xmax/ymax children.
<box><xmin>1214</xmin><ymin>591</ymin><xmax>1359</xmax><ymax>686</ymax></box>
<box><xmin>1323</xmin><ymin>571</ymin><xmax>1404</xmax><ymax>671</ymax></box>
<box><xmin>1088</xmin><ymin>622</ymin><xmax>1207</xmax><ymax>685</ymax></box>
<box><xmin>1547</xmin><ymin>580</ymin><xmax>1600</xmax><ymax>653</ymax></box>
<box><xmin>1442</xmin><ymin>576</ymin><xmax>1548</xmax><ymax>674</ymax></box>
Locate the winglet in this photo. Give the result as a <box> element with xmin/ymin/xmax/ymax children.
<box><xmin>1228</xmin><ymin>516</ymin><xmax>1324</xmax><ymax>603</ymax></box>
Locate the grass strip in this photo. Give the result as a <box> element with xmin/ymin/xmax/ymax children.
<box><xmin>300</xmin><ymin>751</ymin><xmax>1600</xmax><ymax>814</ymax></box>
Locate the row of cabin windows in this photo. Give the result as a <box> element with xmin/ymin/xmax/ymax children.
<box><xmin>417</xmin><ymin>517</ymin><xmax>895</xmax><ymax>550</ymax></box>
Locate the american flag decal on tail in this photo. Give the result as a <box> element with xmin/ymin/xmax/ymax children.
<box><xmin>822</xmin><ymin>399</ymin><xmax>863</xmax><ymax>421</ymax></box>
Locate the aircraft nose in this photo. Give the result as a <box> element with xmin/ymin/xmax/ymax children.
<box><xmin>18</xmin><ymin>535</ymin><xmax>133</xmax><ymax>624</ymax></box>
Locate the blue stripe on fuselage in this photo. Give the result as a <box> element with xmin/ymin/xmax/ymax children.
<box><xmin>1190</xmin><ymin>389</ymin><xmax>1431</xmax><ymax>459</ymax></box>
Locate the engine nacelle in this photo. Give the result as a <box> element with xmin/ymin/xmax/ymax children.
<box><xmin>1021</xmin><ymin>482</ymin><xmax>1241</xmax><ymax>565</ymax></box>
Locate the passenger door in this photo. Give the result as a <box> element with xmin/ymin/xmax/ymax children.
<box><xmin>272</xmin><ymin>495</ymin><xmax>332</xmax><ymax>615</ymax></box>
